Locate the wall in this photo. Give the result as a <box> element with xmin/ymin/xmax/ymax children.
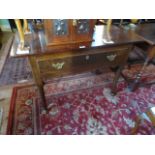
<box><xmin>0</xmin><ymin>19</ymin><xmax>11</xmax><ymax>31</ymax></box>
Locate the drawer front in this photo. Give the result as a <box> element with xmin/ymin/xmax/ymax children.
<box><xmin>38</xmin><ymin>46</ymin><xmax>131</xmax><ymax>78</ymax></box>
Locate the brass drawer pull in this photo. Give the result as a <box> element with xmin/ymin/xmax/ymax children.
<box><xmin>106</xmin><ymin>54</ymin><xmax>117</xmax><ymax>61</ymax></box>
<box><xmin>52</xmin><ymin>62</ymin><xmax>65</xmax><ymax>70</ymax></box>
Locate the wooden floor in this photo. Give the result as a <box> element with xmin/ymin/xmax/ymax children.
<box><xmin>0</xmin><ymin>85</ymin><xmax>13</xmax><ymax>134</ymax></box>
<box><xmin>0</xmin><ymin>32</ymin><xmax>13</xmax><ymax>134</ymax></box>
<box><xmin>0</xmin><ymin>32</ymin><xmax>14</xmax><ymax>74</ymax></box>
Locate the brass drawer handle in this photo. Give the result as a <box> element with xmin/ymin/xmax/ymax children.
<box><xmin>106</xmin><ymin>54</ymin><xmax>117</xmax><ymax>61</ymax></box>
<box><xmin>52</xmin><ymin>62</ymin><xmax>65</xmax><ymax>70</ymax></box>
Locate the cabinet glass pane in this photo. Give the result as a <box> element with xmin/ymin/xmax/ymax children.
<box><xmin>53</xmin><ymin>19</ymin><xmax>68</xmax><ymax>36</ymax></box>
<box><xmin>77</xmin><ymin>19</ymin><xmax>90</xmax><ymax>34</ymax></box>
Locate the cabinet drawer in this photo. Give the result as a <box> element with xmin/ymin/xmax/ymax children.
<box><xmin>38</xmin><ymin>46</ymin><xmax>131</xmax><ymax>78</ymax></box>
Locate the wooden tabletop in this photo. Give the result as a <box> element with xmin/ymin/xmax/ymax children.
<box><xmin>123</xmin><ymin>23</ymin><xmax>155</xmax><ymax>46</ymax></box>
<box><xmin>10</xmin><ymin>25</ymin><xmax>144</xmax><ymax>57</ymax></box>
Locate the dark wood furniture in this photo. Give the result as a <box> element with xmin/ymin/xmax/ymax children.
<box><xmin>10</xmin><ymin>24</ymin><xmax>144</xmax><ymax>110</ymax></box>
<box><xmin>122</xmin><ymin>23</ymin><xmax>155</xmax><ymax>90</ymax></box>
<box><xmin>44</xmin><ymin>19</ymin><xmax>96</xmax><ymax>46</ymax></box>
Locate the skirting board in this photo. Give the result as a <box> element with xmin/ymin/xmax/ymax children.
<box><xmin>0</xmin><ymin>107</ymin><xmax>3</xmax><ymax>132</ymax></box>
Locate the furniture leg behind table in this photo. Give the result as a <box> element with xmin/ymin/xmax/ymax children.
<box><xmin>111</xmin><ymin>65</ymin><xmax>124</xmax><ymax>94</ymax></box>
<box><xmin>129</xmin><ymin>46</ymin><xmax>155</xmax><ymax>91</ymax></box>
<box><xmin>28</xmin><ymin>56</ymin><xmax>48</xmax><ymax>110</ymax></box>
<box><xmin>111</xmin><ymin>45</ymin><xmax>132</xmax><ymax>94</ymax></box>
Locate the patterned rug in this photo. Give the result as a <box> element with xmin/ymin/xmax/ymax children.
<box><xmin>7</xmin><ymin>64</ymin><xmax>155</xmax><ymax>135</ymax></box>
<box><xmin>0</xmin><ymin>57</ymin><xmax>32</xmax><ymax>86</ymax></box>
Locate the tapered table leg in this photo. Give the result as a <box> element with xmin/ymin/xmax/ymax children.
<box><xmin>111</xmin><ymin>66</ymin><xmax>123</xmax><ymax>95</ymax></box>
<box><xmin>28</xmin><ymin>56</ymin><xmax>48</xmax><ymax>110</ymax></box>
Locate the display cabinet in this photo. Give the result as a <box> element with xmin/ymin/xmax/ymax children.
<box><xmin>44</xmin><ymin>19</ymin><xmax>96</xmax><ymax>46</ymax></box>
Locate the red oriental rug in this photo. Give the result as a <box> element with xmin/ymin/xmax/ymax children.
<box><xmin>7</xmin><ymin>64</ymin><xmax>155</xmax><ymax>135</ymax></box>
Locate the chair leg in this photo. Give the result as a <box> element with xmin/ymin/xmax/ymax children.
<box><xmin>131</xmin><ymin>116</ymin><xmax>141</xmax><ymax>135</ymax></box>
<box><xmin>146</xmin><ymin>110</ymin><xmax>155</xmax><ymax>131</ymax></box>
<box><xmin>131</xmin><ymin>108</ymin><xmax>155</xmax><ymax>134</ymax></box>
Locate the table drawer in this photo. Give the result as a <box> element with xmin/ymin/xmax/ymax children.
<box><xmin>38</xmin><ymin>46</ymin><xmax>131</xmax><ymax>77</ymax></box>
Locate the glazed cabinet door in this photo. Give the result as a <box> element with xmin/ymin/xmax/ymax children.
<box><xmin>44</xmin><ymin>19</ymin><xmax>72</xmax><ymax>45</ymax></box>
<box><xmin>72</xmin><ymin>19</ymin><xmax>96</xmax><ymax>42</ymax></box>
<box><xmin>44</xmin><ymin>19</ymin><xmax>96</xmax><ymax>46</ymax></box>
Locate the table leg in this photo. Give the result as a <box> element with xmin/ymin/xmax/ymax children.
<box><xmin>111</xmin><ymin>65</ymin><xmax>123</xmax><ymax>95</ymax></box>
<box><xmin>28</xmin><ymin>56</ymin><xmax>48</xmax><ymax>110</ymax></box>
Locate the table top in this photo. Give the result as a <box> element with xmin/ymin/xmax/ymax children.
<box><xmin>10</xmin><ymin>25</ymin><xmax>144</xmax><ymax>57</ymax></box>
<box><xmin>123</xmin><ymin>23</ymin><xmax>155</xmax><ymax>46</ymax></box>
